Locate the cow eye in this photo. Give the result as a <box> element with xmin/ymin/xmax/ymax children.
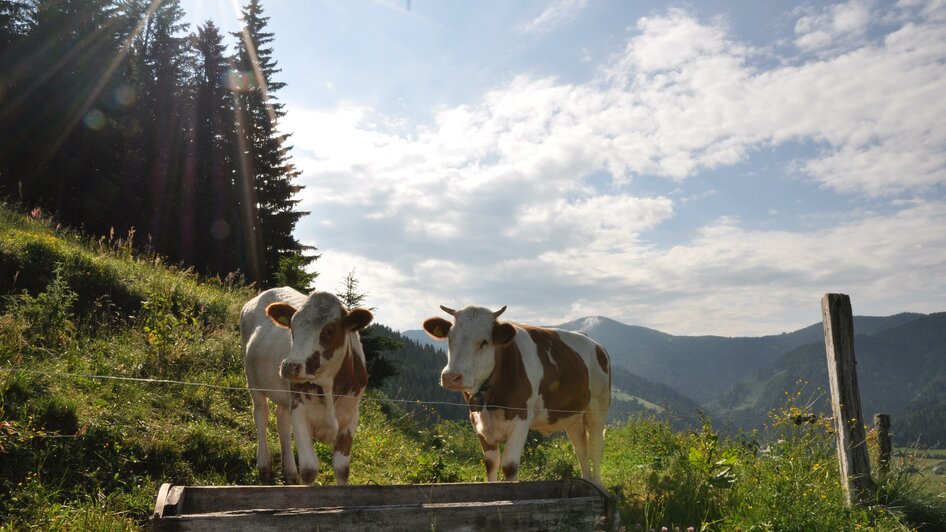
<box><xmin>479</xmin><ymin>340</ymin><xmax>489</xmax><ymax>349</ymax></box>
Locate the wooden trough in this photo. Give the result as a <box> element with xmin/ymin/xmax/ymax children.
<box><xmin>152</xmin><ymin>478</ymin><xmax>617</xmax><ymax>531</ymax></box>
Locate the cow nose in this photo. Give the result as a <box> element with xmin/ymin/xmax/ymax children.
<box><xmin>441</xmin><ymin>372</ymin><xmax>464</xmax><ymax>390</ymax></box>
<box><xmin>280</xmin><ymin>360</ymin><xmax>302</xmax><ymax>379</ymax></box>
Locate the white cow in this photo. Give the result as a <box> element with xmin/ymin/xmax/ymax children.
<box><xmin>241</xmin><ymin>287</ymin><xmax>372</xmax><ymax>485</ymax></box>
<box><xmin>424</xmin><ymin>305</ymin><xmax>611</xmax><ymax>484</ymax></box>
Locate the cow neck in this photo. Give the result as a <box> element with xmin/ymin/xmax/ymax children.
<box><xmin>333</xmin><ymin>333</ymin><xmax>367</xmax><ymax>397</ymax></box>
<box><xmin>470</xmin><ymin>336</ymin><xmax>529</xmax><ymax>420</ymax></box>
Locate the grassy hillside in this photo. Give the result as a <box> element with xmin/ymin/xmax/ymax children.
<box><xmin>1</xmin><ymin>204</ymin><xmax>943</xmax><ymax>530</ymax></box>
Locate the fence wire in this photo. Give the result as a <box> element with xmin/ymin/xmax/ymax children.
<box><xmin>0</xmin><ymin>366</ymin><xmax>775</xmax><ymax>424</ymax></box>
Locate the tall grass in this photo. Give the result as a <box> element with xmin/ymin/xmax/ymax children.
<box><xmin>1</xmin><ymin>204</ymin><xmax>943</xmax><ymax>530</ymax></box>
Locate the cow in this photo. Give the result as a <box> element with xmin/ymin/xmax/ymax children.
<box><xmin>423</xmin><ymin>305</ymin><xmax>611</xmax><ymax>485</ymax></box>
<box><xmin>241</xmin><ymin>287</ymin><xmax>372</xmax><ymax>485</ymax></box>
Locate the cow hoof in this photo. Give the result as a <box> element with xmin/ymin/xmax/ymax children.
<box><xmin>284</xmin><ymin>473</ymin><xmax>299</xmax><ymax>485</ymax></box>
<box><xmin>502</xmin><ymin>462</ymin><xmax>519</xmax><ymax>481</ymax></box>
<box><xmin>301</xmin><ymin>467</ymin><xmax>319</xmax><ymax>485</ymax></box>
<box><xmin>259</xmin><ymin>467</ymin><xmax>273</xmax><ymax>484</ymax></box>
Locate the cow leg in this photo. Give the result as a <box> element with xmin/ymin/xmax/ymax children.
<box><xmin>333</xmin><ymin>423</ymin><xmax>355</xmax><ymax>485</ymax></box>
<box><xmin>585</xmin><ymin>411</ymin><xmax>607</xmax><ymax>484</ymax></box>
<box><xmin>291</xmin><ymin>407</ymin><xmax>320</xmax><ymax>484</ymax></box>
<box><xmin>500</xmin><ymin>423</ymin><xmax>530</xmax><ymax>481</ymax></box>
<box><xmin>564</xmin><ymin>417</ymin><xmax>592</xmax><ymax>481</ymax></box>
<box><xmin>275</xmin><ymin>404</ymin><xmax>298</xmax><ymax>484</ymax></box>
<box><xmin>250</xmin><ymin>391</ymin><xmax>273</xmax><ymax>483</ymax></box>
<box><xmin>477</xmin><ymin>434</ymin><xmax>500</xmax><ymax>482</ymax></box>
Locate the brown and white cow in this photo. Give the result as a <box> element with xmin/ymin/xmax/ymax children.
<box><xmin>241</xmin><ymin>287</ymin><xmax>372</xmax><ymax>485</ymax></box>
<box><xmin>423</xmin><ymin>305</ymin><xmax>611</xmax><ymax>484</ymax></box>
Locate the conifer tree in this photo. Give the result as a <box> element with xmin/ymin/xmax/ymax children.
<box><xmin>138</xmin><ymin>0</ymin><xmax>189</xmax><ymax>252</ymax></box>
<box><xmin>7</xmin><ymin>0</ymin><xmax>122</xmax><ymax>230</ymax></box>
<box><xmin>232</xmin><ymin>0</ymin><xmax>312</xmax><ymax>286</ymax></box>
<box><xmin>336</xmin><ymin>269</ymin><xmax>400</xmax><ymax>388</ymax></box>
<box><xmin>190</xmin><ymin>20</ymin><xmax>241</xmax><ymax>276</ymax></box>
<box><xmin>0</xmin><ymin>0</ymin><xmax>33</xmax><ymax>191</ymax></box>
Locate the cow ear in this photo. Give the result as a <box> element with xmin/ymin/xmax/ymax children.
<box><xmin>492</xmin><ymin>322</ymin><xmax>516</xmax><ymax>346</ymax></box>
<box><xmin>423</xmin><ymin>317</ymin><xmax>451</xmax><ymax>339</ymax></box>
<box><xmin>343</xmin><ymin>308</ymin><xmax>373</xmax><ymax>332</ymax></box>
<box><xmin>266</xmin><ymin>302</ymin><xmax>297</xmax><ymax>328</ymax></box>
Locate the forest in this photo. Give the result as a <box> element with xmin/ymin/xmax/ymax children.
<box><xmin>0</xmin><ymin>0</ymin><xmax>314</xmax><ymax>289</ymax></box>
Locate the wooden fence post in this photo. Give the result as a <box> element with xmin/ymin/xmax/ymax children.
<box><xmin>822</xmin><ymin>293</ymin><xmax>874</xmax><ymax>505</ymax></box>
<box><xmin>874</xmin><ymin>413</ymin><xmax>892</xmax><ymax>474</ymax></box>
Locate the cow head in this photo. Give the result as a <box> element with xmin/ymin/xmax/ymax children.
<box><xmin>423</xmin><ymin>305</ymin><xmax>516</xmax><ymax>393</ymax></box>
<box><xmin>266</xmin><ymin>292</ymin><xmax>373</xmax><ymax>384</ymax></box>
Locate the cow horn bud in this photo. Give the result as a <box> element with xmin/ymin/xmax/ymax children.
<box><xmin>493</xmin><ymin>305</ymin><xmax>507</xmax><ymax>318</ymax></box>
<box><xmin>440</xmin><ymin>305</ymin><xmax>457</xmax><ymax>316</ymax></box>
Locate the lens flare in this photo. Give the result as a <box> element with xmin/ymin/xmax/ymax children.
<box><xmin>211</xmin><ymin>220</ymin><xmax>231</xmax><ymax>240</ymax></box>
<box><xmin>113</xmin><ymin>84</ymin><xmax>136</xmax><ymax>106</ymax></box>
<box><xmin>227</xmin><ymin>69</ymin><xmax>254</xmax><ymax>92</ymax></box>
<box><xmin>83</xmin><ymin>109</ymin><xmax>106</xmax><ymax>130</ymax></box>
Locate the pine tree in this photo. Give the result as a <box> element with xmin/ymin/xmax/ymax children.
<box><xmin>5</xmin><ymin>0</ymin><xmax>124</xmax><ymax>229</ymax></box>
<box><xmin>232</xmin><ymin>0</ymin><xmax>312</xmax><ymax>286</ymax></box>
<box><xmin>335</xmin><ymin>269</ymin><xmax>399</xmax><ymax>388</ymax></box>
<box><xmin>0</xmin><ymin>0</ymin><xmax>30</xmax><ymax>50</ymax></box>
<box><xmin>138</xmin><ymin>0</ymin><xmax>189</xmax><ymax>254</ymax></box>
<box><xmin>0</xmin><ymin>0</ymin><xmax>34</xmax><ymax>193</ymax></box>
<box><xmin>273</xmin><ymin>250</ymin><xmax>318</xmax><ymax>293</ymax></box>
<box><xmin>336</xmin><ymin>269</ymin><xmax>370</xmax><ymax>310</ymax></box>
<box><xmin>189</xmin><ymin>20</ymin><xmax>242</xmax><ymax>277</ymax></box>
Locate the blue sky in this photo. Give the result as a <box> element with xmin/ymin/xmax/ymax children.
<box><xmin>185</xmin><ymin>0</ymin><xmax>946</xmax><ymax>336</ymax></box>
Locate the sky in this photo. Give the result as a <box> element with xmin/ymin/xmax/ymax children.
<box><xmin>184</xmin><ymin>0</ymin><xmax>946</xmax><ymax>336</ymax></box>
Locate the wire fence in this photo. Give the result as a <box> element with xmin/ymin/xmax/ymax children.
<box><xmin>0</xmin><ymin>366</ymin><xmax>777</xmax><ymax>427</ymax></box>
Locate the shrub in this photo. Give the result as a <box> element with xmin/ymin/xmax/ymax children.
<box><xmin>5</xmin><ymin>265</ymin><xmax>77</xmax><ymax>351</ymax></box>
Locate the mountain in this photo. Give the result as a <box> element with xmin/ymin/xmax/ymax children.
<box><xmin>553</xmin><ymin>314</ymin><xmax>924</xmax><ymax>404</ymax></box>
<box><xmin>708</xmin><ymin>312</ymin><xmax>946</xmax><ymax>446</ymax></box>
<box><xmin>402</xmin><ymin>329</ymin><xmax>445</xmax><ymax>351</ymax></box>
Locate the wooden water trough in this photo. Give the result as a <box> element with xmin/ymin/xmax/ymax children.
<box><xmin>152</xmin><ymin>478</ymin><xmax>617</xmax><ymax>531</ymax></box>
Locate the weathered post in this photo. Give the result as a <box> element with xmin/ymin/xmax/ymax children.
<box><xmin>822</xmin><ymin>293</ymin><xmax>873</xmax><ymax>505</ymax></box>
<box><xmin>874</xmin><ymin>413</ymin><xmax>892</xmax><ymax>474</ymax></box>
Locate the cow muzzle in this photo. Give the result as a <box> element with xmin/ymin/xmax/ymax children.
<box><xmin>440</xmin><ymin>371</ymin><xmax>465</xmax><ymax>391</ymax></box>
<box><xmin>279</xmin><ymin>360</ymin><xmax>304</xmax><ymax>381</ymax></box>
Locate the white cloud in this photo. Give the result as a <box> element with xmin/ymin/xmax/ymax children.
<box><xmin>527</xmin><ymin>200</ymin><xmax>946</xmax><ymax>335</ymax></box>
<box><xmin>794</xmin><ymin>0</ymin><xmax>874</xmax><ymax>53</ymax></box>
<box><xmin>518</xmin><ymin>0</ymin><xmax>589</xmax><ymax>35</ymax></box>
<box><xmin>287</xmin><ymin>5</ymin><xmax>946</xmax><ymax>335</ymax></box>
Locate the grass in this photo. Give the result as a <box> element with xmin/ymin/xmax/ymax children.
<box><xmin>1</xmin><ymin>203</ymin><xmax>945</xmax><ymax>530</ymax></box>
<box><xmin>895</xmin><ymin>448</ymin><xmax>946</xmax><ymax>494</ymax></box>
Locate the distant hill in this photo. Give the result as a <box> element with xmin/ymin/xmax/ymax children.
<box><xmin>553</xmin><ymin>314</ymin><xmax>924</xmax><ymax>404</ymax></box>
<box><xmin>708</xmin><ymin>312</ymin><xmax>946</xmax><ymax>446</ymax></box>
<box><xmin>402</xmin><ymin>329</ymin><xmax>445</xmax><ymax>351</ymax></box>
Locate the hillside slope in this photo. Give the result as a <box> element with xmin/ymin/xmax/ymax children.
<box><xmin>709</xmin><ymin>312</ymin><xmax>946</xmax><ymax>445</ymax></box>
<box><xmin>555</xmin><ymin>314</ymin><xmax>925</xmax><ymax>404</ymax></box>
